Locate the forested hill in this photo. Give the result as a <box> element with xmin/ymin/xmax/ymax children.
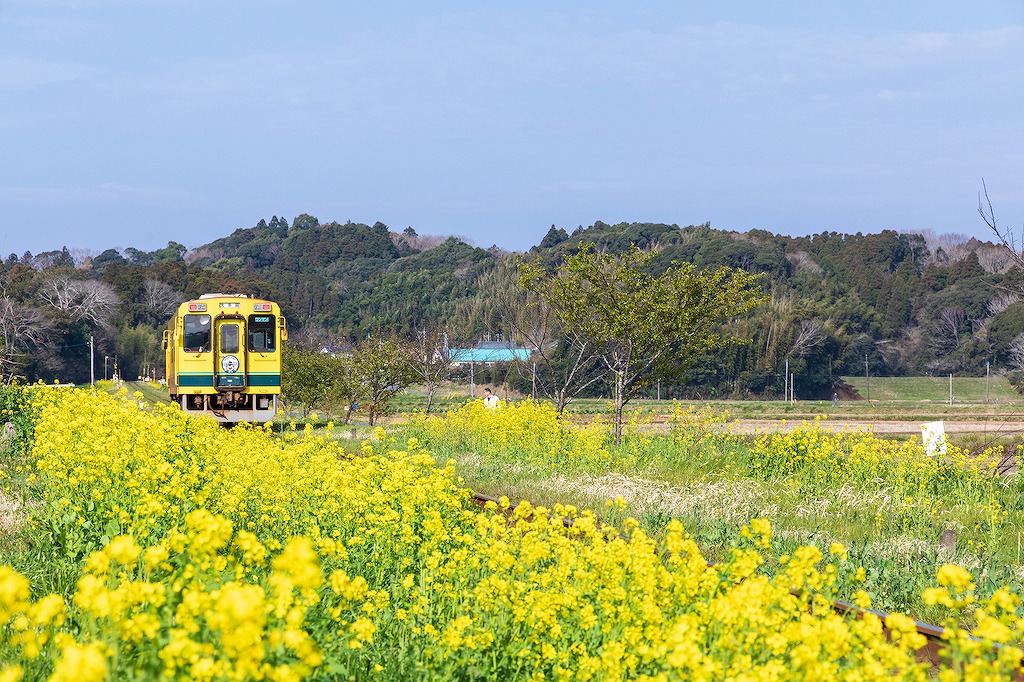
<box><xmin>5</xmin><ymin>214</ymin><xmax>1023</xmax><ymax>398</ymax></box>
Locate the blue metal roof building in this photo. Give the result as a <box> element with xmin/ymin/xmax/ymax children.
<box><xmin>450</xmin><ymin>342</ymin><xmax>531</xmax><ymax>364</ymax></box>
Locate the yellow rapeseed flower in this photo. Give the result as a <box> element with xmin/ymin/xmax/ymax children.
<box><xmin>48</xmin><ymin>641</ymin><xmax>108</xmax><ymax>682</ymax></box>
<box><xmin>0</xmin><ymin>566</ymin><xmax>31</xmax><ymax>625</ymax></box>
<box><xmin>936</xmin><ymin>564</ymin><xmax>974</xmax><ymax>592</ymax></box>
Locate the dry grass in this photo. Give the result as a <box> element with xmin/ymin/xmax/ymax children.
<box><xmin>792</xmin><ymin>481</ymin><xmax>894</xmax><ymax>520</ymax></box>
<box><xmin>536</xmin><ymin>472</ymin><xmax>780</xmax><ymax>525</ymax></box>
<box><xmin>533</xmin><ymin>471</ymin><xmax>903</xmax><ymax>529</ymax></box>
<box><xmin>0</xmin><ymin>488</ymin><xmax>22</xmax><ymax>535</ymax></box>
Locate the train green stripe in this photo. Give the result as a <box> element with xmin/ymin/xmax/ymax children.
<box><xmin>176</xmin><ymin>373</ymin><xmax>279</xmax><ymax>387</ymax></box>
<box><xmin>178</xmin><ymin>374</ymin><xmax>214</xmax><ymax>387</ymax></box>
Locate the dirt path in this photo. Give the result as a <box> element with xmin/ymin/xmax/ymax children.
<box><xmin>729</xmin><ymin>419</ymin><xmax>1024</xmax><ymax>436</ymax></box>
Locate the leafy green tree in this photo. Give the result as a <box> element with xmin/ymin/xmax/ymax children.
<box><xmin>351</xmin><ymin>337</ymin><xmax>414</xmax><ymax>426</ymax></box>
<box><xmin>281</xmin><ymin>346</ymin><xmax>355</xmax><ymax>418</ymax></box>
<box><xmin>524</xmin><ymin>244</ymin><xmax>766</xmax><ymax>443</ymax></box>
<box><xmin>291</xmin><ymin>213</ymin><xmax>320</xmax><ymax>232</ymax></box>
<box><xmin>515</xmin><ymin>260</ymin><xmax>603</xmax><ymax>412</ymax></box>
<box><xmin>92</xmin><ymin>249</ymin><xmax>128</xmax><ymax>275</ymax></box>
<box><xmin>536</xmin><ymin>225</ymin><xmax>569</xmax><ymax>250</ymax></box>
<box><xmin>152</xmin><ymin>241</ymin><xmax>187</xmax><ymax>264</ymax></box>
<box><xmin>117</xmin><ymin>324</ymin><xmax>161</xmax><ymax>379</ymax></box>
<box><xmin>985</xmin><ymin>301</ymin><xmax>1024</xmax><ymax>364</ymax></box>
<box><xmin>34</xmin><ymin>247</ymin><xmax>75</xmax><ymax>269</ymax></box>
<box><xmin>123</xmin><ymin>248</ymin><xmax>153</xmax><ymax>266</ymax></box>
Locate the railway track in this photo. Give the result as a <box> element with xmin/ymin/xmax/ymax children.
<box><xmin>469</xmin><ymin>492</ymin><xmax>957</xmax><ymax>667</ymax></box>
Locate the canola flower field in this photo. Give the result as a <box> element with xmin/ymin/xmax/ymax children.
<box><xmin>0</xmin><ymin>388</ymin><xmax>1023</xmax><ymax>680</ymax></box>
<box><xmin>404</xmin><ymin>401</ymin><xmax>1024</xmax><ymax>623</ymax></box>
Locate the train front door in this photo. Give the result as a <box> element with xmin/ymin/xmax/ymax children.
<box><xmin>215</xmin><ymin>317</ymin><xmax>247</xmax><ymax>389</ymax></box>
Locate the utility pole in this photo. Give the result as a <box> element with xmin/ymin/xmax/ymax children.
<box><xmin>986</xmin><ymin>361</ymin><xmax>991</xmax><ymax>403</ymax></box>
<box><xmin>531</xmin><ymin>362</ymin><xmax>536</xmax><ymax>401</ymax></box>
<box><xmin>89</xmin><ymin>335</ymin><xmax>94</xmax><ymax>388</ymax></box>
<box><xmin>784</xmin><ymin>359</ymin><xmax>789</xmax><ymax>402</ymax></box>
<box><xmin>949</xmin><ymin>373</ymin><xmax>954</xmax><ymax>405</ymax></box>
<box><xmin>865</xmin><ymin>354</ymin><xmax>870</xmax><ymax>403</ymax></box>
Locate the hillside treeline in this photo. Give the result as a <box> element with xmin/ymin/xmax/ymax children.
<box><xmin>4</xmin><ymin>214</ymin><xmax>1024</xmax><ymax>399</ymax></box>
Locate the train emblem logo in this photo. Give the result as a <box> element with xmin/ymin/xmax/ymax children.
<box><xmin>221</xmin><ymin>355</ymin><xmax>240</xmax><ymax>373</ymax></box>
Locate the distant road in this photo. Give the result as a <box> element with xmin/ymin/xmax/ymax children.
<box><xmin>729</xmin><ymin>419</ymin><xmax>1024</xmax><ymax>436</ymax></box>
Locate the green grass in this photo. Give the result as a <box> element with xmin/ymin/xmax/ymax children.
<box><xmin>125</xmin><ymin>380</ymin><xmax>170</xmax><ymax>404</ymax></box>
<box><xmin>841</xmin><ymin>375</ymin><xmax>1020</xmax><ymax>403</ymax></box>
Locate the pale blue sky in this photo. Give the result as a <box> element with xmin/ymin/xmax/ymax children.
<box><xmin>2</xmin><ymin>1</ymin><xmax>1023</xmax><ymax>256</ymax></box>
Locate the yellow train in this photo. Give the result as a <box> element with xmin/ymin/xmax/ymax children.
<box><xmin>163</xmin><ymin>293</ymin><xmax>287</xmax><ymax>423</ymax></box>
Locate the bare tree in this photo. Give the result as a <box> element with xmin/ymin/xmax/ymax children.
<box><xmin>514</xmin><ymin>305</ymin><xmax>604</xmax><ymax>412</ymax></box>
<box><xmin>914</xmin><ymin>230</ymin><xmax>972</xmax><ymax>265</ymax></box>
<box><xmin>874</xmin><ymin>338</ymin><xmax>905</xmax><ymax>373</ymax></box>
<box><xmin>143</xmin><ymin>278</ymin><xmax>184</xmax><ymax>317</ymax></box>
<box><xmin>975</xmin><ymin>244</ymin><xmax>1015</xmax><ymax>273</ymax></box>
<box><xmin>287</xmin><ymin>323</ymin><xmax>347</xmax><ymax>352</ymax></box>
<box><xmin>1008</xmin><ymin>333</ymin><xmax>1024</xmax><ymax>371</ymax></box>
<box><xmin>0</xmin><ymin>297</ymin><xmax>52</xmax><ymax>381</ymax></box>
<box><xmin>895</xmin><ymin>325</ymin><xmax>929</xmax><ymax>374</ymax></box>
<box><xmin>38</xmin><ymin>274</ymin><xmax>77</xmax><ymax>312</ymax></box>
<box><xmin>405</xmin><ymin>328</ymin><xmax>457</xmax><ymax>414</ymax></box>
<box><xmin>987</xmin><ymin>292</ymin><xmax>1021</xmax><ymax>317</ymax></box>
<box><xmin>930</xmin><ymin>307</ymin><xmax>967</xmax><ymax>356</ymax></box>
<box><xmin>788</xmin><ymin>319</ymin><xmax>826</xmax><ymax>357</ymax></box>
<box><xmin>786</xmin><ymin>251</ymin><xmax>822</xmax><ymax>275</ymax></box>
<box><xmin>940</xmin><ymin>307</ymin><xmax>966</xmax><ymax>337</ymax></box>
<box><xmin>509</xmin><ymin>266</ymin><xmax>604</xmax><ymax>413</ymax></box>
<box><xmin>390</xmin><ymin>232</ymin><xmax>448</xmax><ymax>252</ymax></box>
<box><xmin>68</xmin><ymin>248</ymin><xmax>96</xmax><ymax>267</ymax></box>
<box><xmin>39</xmin><ymin>275</ymin><xmax>120</xmax><ymax>327</ymax></box>
<box><xmin>979</xmin><ymin>179</ymin><xmax>1024</xmax><ymax>270</ymax></box>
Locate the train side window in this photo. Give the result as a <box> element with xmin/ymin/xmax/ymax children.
<box><xmin>248</xmin><ymin>315</ymin><xmax>276</xmax><ymax>352</ymax></box>
<box><xmin>221</xmin><ymin>324</ymin><xmax>239</xmax><ymax>353</ymax></box>
<box><xmin>183</xmin><ymin>314</ymin><xmax>211</xmax><ymax>352</ymax></box>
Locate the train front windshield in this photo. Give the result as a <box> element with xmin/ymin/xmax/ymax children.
<box><xmin>184</xmin><ymin>314</ymin><xmax>212</xmax><ymax>352</ymax></box>
<box><xmin>220</xmin><ymin>323</ymin><xmax>239</xmax><ymax>353</ymax></box>
<box><xmin>248</xmin><ymin>314</ymin><xmax>276</xmax><ymax>352</ymax></box>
